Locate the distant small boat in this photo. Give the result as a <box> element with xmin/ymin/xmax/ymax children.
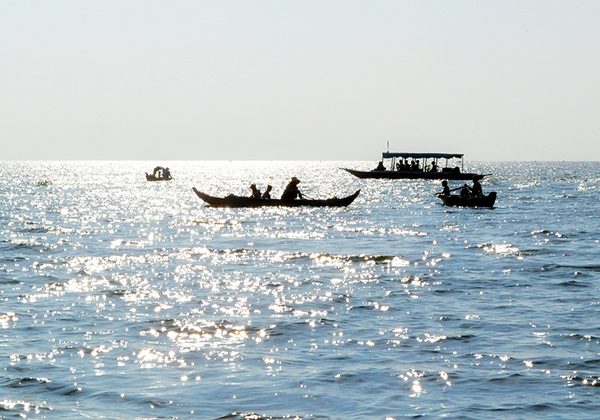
<box><xmin>342</xmin><ymin>152</ymin><xmax>487</xmax><ymax>181</ymax></box>
<box><xmin>145</xmin><ymin>173</ymin><xmax>172</xmax><ymax>181</ymax></box>
<box><xmin>192</xmin><ymin>188</ymin><xmax>360</xmax><ymax>208</ymax></box>
<box><xmin>439</xmin><ymin>192</ymin><xmax>497</xmax><ymax>208</ymax></box>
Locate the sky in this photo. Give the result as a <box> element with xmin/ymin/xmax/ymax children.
<box><xmin>1</xmin><ymin>0</ymin><xmax>599</xmax><ymax>161</ymax></box>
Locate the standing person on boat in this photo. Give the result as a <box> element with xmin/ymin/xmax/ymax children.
<box><xmin>281</xmin><ymin>177</ymin><xmax>303</xmax><ymax>201</ymax></box>
<box><xmin>250</xmin><ymin>184</ymin><xmax>262</xmax><ymax>199</ymax></box>
<box><xmin>162</xmin><ymin>167</ymin><xmax>172</xmax><ymax>180</ymax></box>
<box><xmin>471</xmin><ymin>178</ymin><xmax>483</xmax><ymax>197</ymax></box>
<box><xmin>262</xmin><ymin>185</ymin><xmax>273</xmax><ymax>199</ymax></box>
<box><xmin>430</xmin><ymin>161</ymin><xmax>438</xmax><ymax>172</ymax></box>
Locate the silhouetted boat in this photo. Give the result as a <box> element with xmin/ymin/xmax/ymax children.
<box><xmin>145</xmin><ymin>173</ymin><xmax>172</xmax><ymax>181</ymax></box>
<box><xmin>192</xmin><ymin>188</ymin><xmax>360</xmax><ymax>208</ymax></box>
<box><xmin>439</xmin><ymin>192</ymin><xmax>497</xmax><ymax>208</ymax></box>
<box><xmin>342</xmin><ymin>152</ymin><xmax>486</xmax><ymax>180</ymax></box>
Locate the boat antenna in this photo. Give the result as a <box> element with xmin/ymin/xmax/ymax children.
<box><xmin>387</xmin><ymin>141</ymin><xmax>389</xmax><ymax>153</ymax></box>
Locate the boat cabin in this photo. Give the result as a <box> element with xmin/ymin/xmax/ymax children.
<box><xmin>380</xmin><ymin>152</ymin><xmax>465</xmax><ymax>174</ymax></box>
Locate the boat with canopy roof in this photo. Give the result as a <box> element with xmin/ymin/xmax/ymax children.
<box><xmin>342</xmin><ymin>152</ymin><xmax>487</xmax><ymax>180</ymax></box>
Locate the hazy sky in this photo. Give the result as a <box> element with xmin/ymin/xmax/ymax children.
<box><xmin>2</xmin><ymin>1</ymin><xmax>599</xmax><ymax>160</ymax></box>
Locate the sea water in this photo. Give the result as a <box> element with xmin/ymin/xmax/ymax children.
<box><xmin>1</xmin><ymin>161</ymin><xmax>599</xmax><ymax>419</ymax></box>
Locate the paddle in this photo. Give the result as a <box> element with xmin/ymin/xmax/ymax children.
<box><xmin>436</xmin><ymin>186</ymin><xmax>463</xmax><ymax>196</ymax></box>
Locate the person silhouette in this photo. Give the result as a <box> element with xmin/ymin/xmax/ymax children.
<box><xmin>460</xmin><ymin>184</ymin><xmax>471</xmax><ymax>198</ymax></box>
<box><xmin>440</xmin><ymin>180</ymin><xmax>450</xmax><ymax>196</ymax></box>
<box><xmin>471</xmin><ymin>178</ymin><xmax>483</xmax><ymax>197</ymax></box>
<box><xmin>262</xmin><ymin>185</ymin><xmax>273</xmax><ymax>199</ymax></box>
<box><xmin>281</xmin><ymin>177</ymin><xmax>303</xmax><ymax>201</ymax></box>
<box><xmin>250</xmin><ymin>184</ymin><xmax>262</xmax><ymax>199</ymax></box>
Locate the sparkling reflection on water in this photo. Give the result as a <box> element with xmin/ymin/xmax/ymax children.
<box><xmin>1</xmin><ymin>161</ymin><xmax>600</xmax><ymax>418</ymax></box>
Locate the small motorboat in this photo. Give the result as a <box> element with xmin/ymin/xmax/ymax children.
<box><xmin>145</xmin><ymin>166</ymin><xmax>172</xmax><ymax>181</ymax></box>
<box><xmin>145</xmin><ymin>173</ymin><xmax>172</xmax><ymax>181</ymax></box>
<box><xmin>439</xmin><ymin>192</ymin><xmax>497</xmax><ymax>208</ymax></box>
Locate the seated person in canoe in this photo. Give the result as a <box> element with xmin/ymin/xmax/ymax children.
<box><xmin>262</xmin><ymin>185</ymin><xmax>273</xmax><ymax>199</ymax></box>
<box><xmin>250</xmin><ymin>184</ymin><xmax>262</xmax><ymax>199</ymax></box>
<box><xmin>281</xmin><ymin>177</ymin><xmax>303</xmax><ymax>201</ymax></box>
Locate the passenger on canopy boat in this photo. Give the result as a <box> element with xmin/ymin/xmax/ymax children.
<box><xmin>374</xmin><ymin>161</ymin><xmax>385</xmax><ymax>171</ymax></box>
<box><xmin>162</xmin><ymin>167</ymin><xmax>172</xmax><ymax>179</ymax></box>
<box><xmin>250</xmin><ymin>184</ymin><xmax>262</xmax><ymax>199</ymax></box>
<box><xmin>262</xmin><ymin>185</ymin><xmax>272</xmax><ymax>199</ymax></box>
<box><xmin>281</xmin><ymin>177</ymin><xmax>303</xmax><ymax>201</ymax></box>
<box><xmin>430</xmin><ymin>161</ymin><xmax>438</xmax><ymax>172</ymax></box>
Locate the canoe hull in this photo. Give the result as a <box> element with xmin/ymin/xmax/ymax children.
<box><xmin>439</xmin><ymin>192</ymin><xmax>497</xmax><ymax>208</ymax></box>
<box><xmin>342</xmin><ymin>168</ymin><xmax>484</xmax><ymax>181</ymax></box>
<box><xmin>192</xmin><ymin>188</ymin><xmax>360</xmax><ymax>208</ymax></box>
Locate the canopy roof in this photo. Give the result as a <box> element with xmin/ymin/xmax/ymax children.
<box><xmin>382</xmin><ymin>152</ymin><xmax>464</xmax><ymax>159</ymax></box>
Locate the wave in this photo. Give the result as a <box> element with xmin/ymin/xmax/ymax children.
<box><xmin>2</xmin><ymin>376</ymin><xmax>82</xmax><ymax>396</ymax></box>
<box><xmin>561</xmin><ymin>375</ymin><xmax>600</xmax><ymax>387</ymax></box>
<box><xmin>0</xmin><ymin>399</ymin><xmax>52</xmax><ymax>416</ymax></box>
<box><xmin>216</xmin><ymin>412</ymin><xmax>328</xmax><ymax>420</ymax></box>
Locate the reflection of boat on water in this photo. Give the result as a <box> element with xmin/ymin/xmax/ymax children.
<box><xmin>342</xmin><ymin>152</ymin><xmax>487</xmax><ymax>180</ymax></box>
<box><xmin>192</xmin><ymin>188</ymin><xmax>360</xmax><ymax>208</ymax></box>
<box><xmin>145</xmin><ymin>173</ymin><xmax>172</xmax><ymax>181</ymax></box>
<box><xmin>439</xmin><ymin>192</ymin><xmax>497</xmax><ymax>208</ymax></box>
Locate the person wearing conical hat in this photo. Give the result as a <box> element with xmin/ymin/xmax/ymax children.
<box><xmin>281</xmin><ymin>177</ymin><xmax>303</xmax><ymax>202</ymax></box>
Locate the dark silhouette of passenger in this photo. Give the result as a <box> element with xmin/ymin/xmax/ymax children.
<box><xmin>471</xmin><ymin>178</ymin><xmax>483</xmax><ymax>197</ymax></box>
<box><xmin>262</xmin><ymin>185</ymin><xmax>272</xmax><ymax>199</ymax></box>
<box><xmin>374</xmin><ymin>161</ymin><xmax>385</xmax><ymax>171</ymax></box>
<box><xmin>250</xmin><ymin>184</ymin><xmax>262</xmax><ymax>199</ymax></box>
<box><xmin>430</xmin><ymin>161</ymin><xmax>438</xmax><ymax>172</ymax></box>
<box><xmin>162</xmin><ymin>167</ymin><xmax>172</xmax><ymax>179</ymax></box>
<box><xmin>460</xmin><ymin>184</ymin><xmax>471</xmax><ymax>198</ymax></box>
<box><xmin>281</xmin><ymin>177</ymin><xmax>303</xmax><ymax>201</ymax></box>
<box><xmin>440</xmin><ymin>180</ymin><xmax>450</xmax><ymax>196</ymax></box>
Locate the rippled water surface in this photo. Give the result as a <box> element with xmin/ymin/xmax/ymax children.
<box><xmin>1</xmin><ymin>161</ymin><xmax>599</xmax><ymax>419</ymax></box>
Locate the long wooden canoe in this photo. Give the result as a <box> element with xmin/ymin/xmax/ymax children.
<box><xmin>439</xmin><ymin>192</ymin><xmax>497</xmax><ymax>208</ymax></box>
<box><xmin>192</xmin><ymin>188</ymin><xmax>360</xmax><ymax>208</ymax></box>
